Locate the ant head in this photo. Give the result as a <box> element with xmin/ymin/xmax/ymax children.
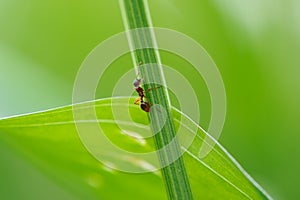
<box><xmin>133</xmin><ymin>78</ymin><xmax>142</xmax><ymax>88</ymax></box>
<box><xmin>133</xmin><ymin>61</ymin><xmax>143</xmax><ymax>88</ymax></box>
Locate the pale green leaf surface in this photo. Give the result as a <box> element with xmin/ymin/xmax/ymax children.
<box><xmin>0</xmin><ymin>97</ymin><xmax>270</xmax><ymax>199</ymax></box>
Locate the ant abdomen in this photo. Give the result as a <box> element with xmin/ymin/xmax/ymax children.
<box><xmin>140</xmin><ymin>101</ymin><xmax>150</xmax><ymax>112</ymax></box>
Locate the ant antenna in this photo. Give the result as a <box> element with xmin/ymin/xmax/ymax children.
<box><xmin>133</xmin><ymin>61</ymin><xmax>143</xmax><ymax>88</ymax></box>
<box><xmin>136</xmin><ymin>61</ymin><xmax>143</xmax><ymax>79</ymax></box>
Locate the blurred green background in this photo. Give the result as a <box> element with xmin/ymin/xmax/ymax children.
<box><xmin>0</xmin><ymin>0</ymin><xmax>299</xmax><ymax>199</ymax></box>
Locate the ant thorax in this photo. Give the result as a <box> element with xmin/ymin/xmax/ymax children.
<box><xmin>135</xmin><ymin>87</ymin><xmax>145</xmax><ymax>98</ymax></box>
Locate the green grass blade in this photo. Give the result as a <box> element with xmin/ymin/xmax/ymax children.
<box><xmin>119</xmin><ymin>0</ymin><xmax>194</xmax><ymax>199</ymax></box>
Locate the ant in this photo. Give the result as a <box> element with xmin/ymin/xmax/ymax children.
<box><xmin>133</xmin><ymin>62</ymin><xmax>162</xmax><ymax>112</ymax></box>
<box><xmin>133</xmin><ymin>62</ymin><xmax>151</xmax><ymax>112</ymax></box>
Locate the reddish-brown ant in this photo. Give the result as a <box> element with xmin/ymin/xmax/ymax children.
<box><xmin>133</xmin><ymin>62</ymin><xmax>162</xmax><ymax>112</ymax></box>
<box><xmin>133</xmin><ymin>62</ymin><xmax>151</xmax><ymax>112</ymax></box>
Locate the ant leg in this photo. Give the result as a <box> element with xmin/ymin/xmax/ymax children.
<box><xmin>141</xmin><ymin>86</ymin><xmax>163</xmax><ymax>99</ymax></box>
<box><xmin>134</xmin><ymin>97</ymin><xmax>142</xmax><ymax>105</ymax></box>
<box><xmin>146</xmin><ymin>85</ymin><xmax>163</xmax><ymax>93</ymax></box>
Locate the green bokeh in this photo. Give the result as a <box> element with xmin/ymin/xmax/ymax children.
<box><xmin>0</xmin><ymin>0</ymin><xmax>299</xmax><ymax>199</ymax></box>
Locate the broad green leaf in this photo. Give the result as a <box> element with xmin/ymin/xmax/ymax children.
<box><xmin>0</xmin><ymin>97</ymin><xmax>271</xmax><ymax>199</ymax></box>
